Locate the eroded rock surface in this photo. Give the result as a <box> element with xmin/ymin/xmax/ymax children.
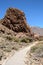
<box><xmin>1</xmin><ymin>8</ymin><xmax>31</xmax><ymax>33</ymax></box>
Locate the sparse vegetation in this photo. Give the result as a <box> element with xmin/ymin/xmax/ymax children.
<box><xmin>13</xmin><ymin>37</ymin><xmax>20</xmax><ymax>42</ymax></box>
<box><xmin>0</xmin><ymin>50</ymin><xmax>4</xmax><ymax>60</ymax></box>
<box><xmin>27</xmin><ymin>42</ymin><xmax>43</xmax><ymax>65</ymax></box>
<box><xmin>0</xmin><ymin>7</ymin><xmax>42</xmax><ymax>65</ymax></box>
<box><xmin>20</xmin><ymin>37</ymin><xmax>29</xmax><ymax>43</ymax></box>
<box><xmin>5</xmin><ymin>35</ymin><xmax>20</xmax><ymax>42</ymax></box>
<box><xmin>4</xmin><ymin>34</ymin><xmax>33</xmax><ymax>43</ymax></box>
<box><xmin>30</xmin><ymin>46</ymin><xmax>38</xmax><ymax>53</ymax></box>
<box><xmin>30</xmin><ymin>42</ymin><xmax>43</xmax><ymax>56</ymax></box>
<box><xmin>39</xmin><ymin>36</ymin><xmax>43</xmax><ymax>41</ymax></box>
<box><xmin>5</xmin><ymin>35</ymin><xmax>13</xmax><ymax>41</ymax></box>
<box><xmin>20</xmin><ymin>37</ymin><xmax>33</xmax><ymax>43</ymax></box>
<box><xmin>0</xmin><ymin>33</ymin><xmax>34</xmax><ymax>62</ymax></box>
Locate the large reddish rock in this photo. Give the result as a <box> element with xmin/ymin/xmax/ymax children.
<box><xmin>1</xmin><ymin>8</ymin><xmax>31</xmax><ymax>33</ymax></box>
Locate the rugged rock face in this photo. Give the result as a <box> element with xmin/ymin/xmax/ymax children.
<box><xmin>1</xmin><ymin>8</ymin><xmax>31</xmax><ymax>33</ymax></box>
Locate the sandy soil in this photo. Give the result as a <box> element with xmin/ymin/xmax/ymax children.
<box><xmin>2</xmin><ymin>41</ymin><xmax>38</xmax><ymax>65</ymax></box>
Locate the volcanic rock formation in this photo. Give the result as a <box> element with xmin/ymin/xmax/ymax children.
<box><xmin>1</xmin><ymin>8</ymin><xmax>31</xmax><ymax>34</ymax></box>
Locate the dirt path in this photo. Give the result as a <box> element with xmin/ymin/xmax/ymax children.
<box><xmin>2</xmin><ymin>41</ymin><xmax>38</xmax><ymax>65</ymax></box>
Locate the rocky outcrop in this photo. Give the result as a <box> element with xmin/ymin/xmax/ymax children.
<box><xmin>0</xmin><ymin>24</ymin><xmax>17</xmax><ymax>36</ymax></box>
<box><xmin>1</xmin><ymin>8</ymin><xmax>31</xmax><ymax>33</ymax></box>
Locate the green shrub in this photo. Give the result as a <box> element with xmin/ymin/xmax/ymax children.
<box><xmin>20</xmin><ymin>37</ymin><xmax>29</xmax><ymax>43</ymax></box>
<box><xmin>28</xmin><ymin>37</ymin><xmax>33</xmax><ymax>42</ymax></box>
<box><xmin>39</xmin><ymin>38</ymin><xmax>43</xmax><ymax>41</ymax></box>
<box><xmin>13</xmin><ymin>37</ymin><xmax>19</xmax><ymax>42</ymax></box>
<box><xmin>20</xmin><ymin>37</ymin><xmax>33</xmax><ymax>43</ymax></box>
<box><xmin>30</xmin><ymin>46</ymin><xmax>38</xmax><ymax>53</ymax></box>
<box><xmin>3</xmin><ymin>48</ymin><xmax>11</xmax><ymax>52</ymax></box>
<box><xmin>5</xmin><ymin>35</ymin><xmax>13</xmax><ymax>41</ymax></box>
<box><xmin>5</xmin><ymin>35</ymin><xmax>19</xmax><ymax>42</ymax></box>
<box><xmin>30</xmin><ymin>42</ymin><xmax>43</xmax><ymax>53</ymax></box>
<box><xmin>12</xmin><ymin>46</ymin><xmax>18</xmax><ymax>50</ymax></box>
<box><xmin>0</xmin><ymin>50</ymin><xmax>4</xmax><ymax>60</ymax></box>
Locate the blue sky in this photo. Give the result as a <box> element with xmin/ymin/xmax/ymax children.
<box><xmin>0</xmin><ymin>0</ymin><xmax>43</xmax><ymax>28</ymax></box>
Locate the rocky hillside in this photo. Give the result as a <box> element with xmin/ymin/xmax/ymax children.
<box><xmin>0</xmin><ymin>8</ymin><xmax>35</xmax><ymax>65</ymax></box>
<box><xmin>0</xmin><ymin>7</ymin><xmax>43</xmax><ymax>65</ymax></box>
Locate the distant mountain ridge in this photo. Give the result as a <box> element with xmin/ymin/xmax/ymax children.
<box><xmin>31</xmin><ymin>26</ymin><xmax>43</xmax><ymax>36</ymax></box>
